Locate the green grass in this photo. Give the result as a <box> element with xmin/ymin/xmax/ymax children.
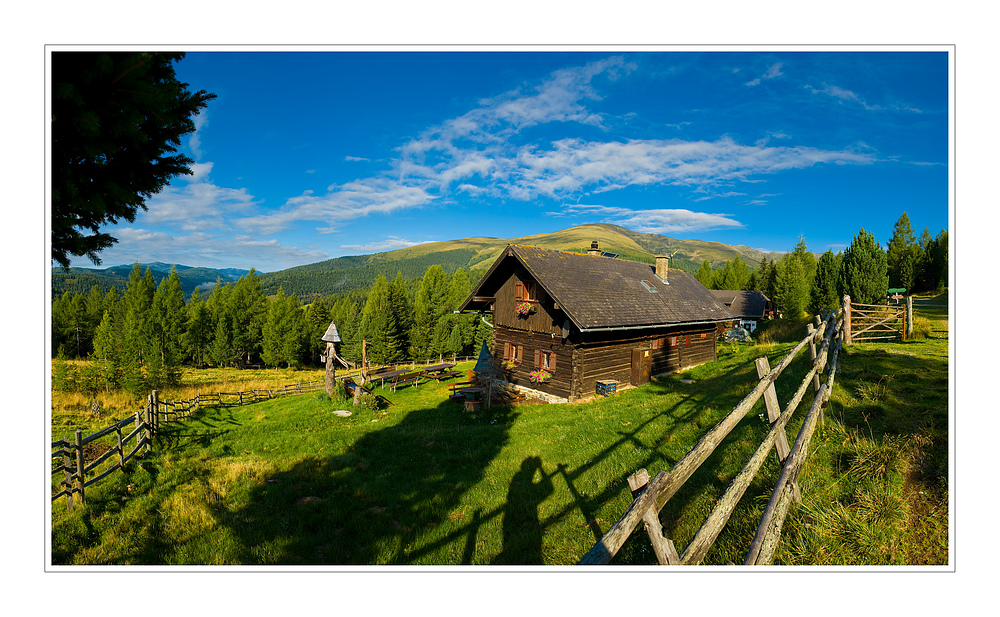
<box><xmin>51</xmin><ymin>292</ymin><xmax>949</xmax><ymax>566</ymax></box>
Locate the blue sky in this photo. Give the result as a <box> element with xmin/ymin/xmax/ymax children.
<box><xmin>68</xmin><ymin>48</ymin><xmax>951</xmax><ymax>272</ymax></box>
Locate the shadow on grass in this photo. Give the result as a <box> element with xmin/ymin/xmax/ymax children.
<box><xmin>207</xmin><ymin>398</ymin><xmax>521</xmax><ymax>565</ymax></box>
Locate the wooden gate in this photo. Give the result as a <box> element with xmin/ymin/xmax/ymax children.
<box><xmin>843</xmin><ymin>295</ymin><xmax>912</xmax><ymax>343</ymax></box>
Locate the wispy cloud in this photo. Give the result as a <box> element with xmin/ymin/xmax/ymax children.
<box><xmin>549</xmin><ymin>204</ymin><xmax>744</xmax><ymax>234</ymax></box>
<box><xmin>805</xmin><ymin>82</ymin><xmax>923</xmax><ymax>113</ymax></box>
<box><xmin>344</xmin><ymin>155</ymin><xmax>370</xmax><ymax>162</ymax></box>
<box><xmin>746</xmin><ymin>62</ymin><xmax>784</xmax><ymax>87</ymax></box>
<box><xmin>95</xmin><ymin>228</ymin><xmax>329</xmax><ymax>271</ymax></box>
<box><xmin>339</xmin><ymin>236</ymin><xmax>435</xmax><ymax>253</ymax></box>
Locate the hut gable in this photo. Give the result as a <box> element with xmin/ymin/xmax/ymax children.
<box><xmin>461</xmin><ymin>244</ymin><xmax>732</xmax><ymax>331</ymax></box>
<box><xmin>321</xmin><ymin>322</ymin><xmax>342</xmax><ymax>343</ymax></box>
<box><xmin>708</xmin><ymin>290</ymin><xmax>772</xmax><ymax>320</ymax></box>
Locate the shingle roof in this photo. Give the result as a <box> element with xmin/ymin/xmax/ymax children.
<box><xmin>462</xmin><ymin>244</ymin><xmax>733</xmax><ymax>330</ymax></box>
<box><xmin>709</xmin><ymin>290</ymin><xmax>771</xmax><ymax>319</ymax></box>
<box><xmin>321</xmin><ymin>322</ymin><xmax>342</xmax><ymax>343</ymax></box>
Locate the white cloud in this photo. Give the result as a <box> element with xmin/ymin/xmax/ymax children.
<box><xmin>550</xmin><ymin>205</ymin><xmax>744</xmax><ymax>234</ymax></box>
<box><xmin>746</xmin><ymin>62</ymin><xmax>784</xmax><ymax>87</ymax></box>
<box><xmin>339</xmin><ymin>236</ymin><xmax>435</xmax><ymax>253</ymax></box>
<box><xmin>90</xmin><ymin>227</ymin><xmax>330</xmax><ymax>271</ymax></box>
<box><xmin>143</xmin><ymin>175</ymin><xmax>258</xmax><ymax>231</ymax></box>
<box><xmin>344</xmin><ymin>156</ymin><xmax>370</xmax><ymax>162</ymax></box>
<box><xmin>805</xmin><ymin>83</ymin><xmax>923</xmax><ymax>113</ymax></box>
<box><xmin>188</xmin><ymin>110</ymin><xmax>209</xmax><ymax>160</ymax></box>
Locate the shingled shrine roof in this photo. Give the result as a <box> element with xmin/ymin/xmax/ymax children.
<box><xmin>461</xmin><ymin>244</ymin><xmax>733</xmax><ymax>331</ymax></box>
<box><xmin>321</xmin><ymin>322</ymin><xmax>342</xmax><ymax>343</ymax></box>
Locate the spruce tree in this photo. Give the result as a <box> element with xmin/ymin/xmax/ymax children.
<box><xmin>809</xmin><ymin>250</ymin><xmax>841</xmax><ymax>314</ymax></box>
<box><xmin>838</xmin><ymin>228</ymin><xmax>889</xmax><ymax>305</ymax></box>
<box><xmin>695</xmin><ymin>259</ymin><xmax>714</xmax><ymax>288</ymax></box>
<box><xmin>149</xmin><ymin>267</ymin><xmax>185</xmax><ymax>385</ymax></box>
<box><xmin>886</xmin><ymin>212</ymin><xmax>919</xmax><ymax>291</ymax></box>
<box><xmin>183</xmin><ymin>287</ymin><xmax>214</xmax><ymax>367</ymax></box>
<box><xmin>774</xmin><ymin>254</ymin><xmax>809</xmax><ymax>318</ymax></box>
<box><xmin>410</xmin><ymin>265</ymin><xmax>450</xmax><ymax>361</ymax></box>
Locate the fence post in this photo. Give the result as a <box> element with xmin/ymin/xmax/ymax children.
<box><xmin>628</xmin><ymin>469</ymin><xmax>679</xmax><ymax>565</ymax></box>
<box><xmin>74</xmin><ymin>429</ymin><xmax>85</xmax><ymax>505</ymax></box>
<box><xmin>63</xmin><ymin>446</ymin><xmax>74</xmax><ymax>512</ymax></box>
<box><xmin>152</xmin><ymin>390</ymin><xmax>159</xmax><ymax>437</ymax></box>
<box><xmin>144</xmin><ymin>396</ymin><xmax>152</xmax><ymax>453</ymax></box>
<box><xmin>843</xmin><ymin>295</ymin><xmax>852</xmax><ymax>345</ymax></box>
<box><xmin>906</xmin><ymin>295</ymin><xmax>914</xmax><ymax>340</ymax></box>
<box><xmin>807</xmin><ymin>321</ymin><xmax>821</xmax><ymax>396</ymax></box>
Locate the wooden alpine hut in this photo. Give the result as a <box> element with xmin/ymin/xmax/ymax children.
<box><xmin>459</xmin><ymin>242</ymin><xmax>733</xmax><ymax>402</ymax></box>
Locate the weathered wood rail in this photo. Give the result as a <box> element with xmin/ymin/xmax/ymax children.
<box><xmin>579</xmin><ymin>309</ymin><xmax>844</xmax><ymax>566</ymax></box>
<box><xmin>51</xmin><ymin>378</ymin><xmax>327</xmax><ymax>511</ymax></box>
<box><xmin>842</xmin><ymin>294</ymin><xmax>913</xmax><ymax>343</ymax></box>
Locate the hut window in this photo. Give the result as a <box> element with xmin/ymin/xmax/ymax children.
<box><xmin>640</xmin><ymin>280</ymin><xmax>658</xmax><ymax>293</ymax></box>
<box><xmin>517</xmin><ymin>279</ymin><xmax>541</xmax><ymax>302</ymax></box>
<box><xmin>669</xmin><ymin>335</ymin><xmax>678</xmax><ymax>347</ymax></box>
<box><xmin>535</xmin><ymin>349</ymin><xmax>556</xmax><ymax>373</ymax></box>
<box><xmin>651</xmin><ymin>335</ymin><xmax>662</xmax><ymax>350</ymax></box>
<box><xmin>504</xmin><ymin>342</ymin><xmax>523</xmax><ymax>362</ymax></box>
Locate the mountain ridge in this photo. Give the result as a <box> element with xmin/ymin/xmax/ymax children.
<box><xmin>52</xmin><ymin>224</ymin><xmax>788</xmax><ymax>301</ymax></box>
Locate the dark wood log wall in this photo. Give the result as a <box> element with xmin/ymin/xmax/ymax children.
<box><xmin>492</xmin><ymin>266</ymin><xmax>564</xmax><ymax>335</ymax></box>
<box><xmin>493</xmin><ymin>327</ymin><xmax>575</xmax><ymax>399</ymax></box>
<box><xmin>493</xmin><ymin>322</ymin><xmax>717</xmax><ymax>401</ymax></box>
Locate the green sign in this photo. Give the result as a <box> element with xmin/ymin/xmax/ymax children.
<box><xmin>887</xmin><ymin>288</ymin><xmax>906</xmax><ymax>293</ymax></box>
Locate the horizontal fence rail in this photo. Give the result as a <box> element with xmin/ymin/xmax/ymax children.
<box><xmin>52</xmin><ymin>377</ymin><xmax>330</xmax><ymax>512</ymax></box>
<box><xmin>52</xmin><ymin>356</ymin><xmax>478</xmax><ymax>512</ymax></box>
<box><xmin>580</xmin><ymin>309</ymin><xmax>844</xmax><ymax>566</ymax></box>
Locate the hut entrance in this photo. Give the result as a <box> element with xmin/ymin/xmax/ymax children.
<box><xmin>631</xmin><ymin>348</ymin><xmax>652</xmax><ymax>386</ymax></box>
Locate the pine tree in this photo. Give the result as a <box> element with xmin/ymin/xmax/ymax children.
<box><xmin>809</xmin><ymin>250</ymin><xmax>841</xmax><ymax>315</ymax></box>
<box><xmin>695</xmin><ymin>259</ymin><xmax>714</xmax><ymax>288</ymax></box>
<box><xmin>838</xmin><ymin>229</ymin><xmax>889</xmax><ymax>305</ymax></box>
<box><xmin>229</xmin><ymin>269</ymin><xmax>267</xmax><ymax>367</ymax></box>
<box><xmin>183</xmin><ymin>287</ymin><xmax>213</xmax><ymax>367</ymax></box>
<box><xmin>262</xmin><ymin>288</ymin><xmax>292</xmax><ymax>368</ymax></box>
<box><xmin>886</xmin><ymin>212</ymin><xmax>919</xmax><ymax>291</ymax></box>
<box><xmin>774</xmin><ymin>254</ymin><xmax>809</xmax><ymax>318</ymax></box>
<box><xmin>410</xmin><ymin>265</ymin><xmax>450</xmax><ymax>360</ymax></box>
<box><xmin>358</xmin><ymin>274</ymin><xmax>400</xmax><ymax>366</ymax></box>
<box><xmin>149</xmin><ymin>267</ymin><xmax>185</xmax><ymax>385</ymax></box>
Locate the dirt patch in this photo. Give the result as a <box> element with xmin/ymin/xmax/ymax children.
<box><xmin>82</xmin><ymin>442</ymin><xmax>113</xmax><ymax>465</ymax></box>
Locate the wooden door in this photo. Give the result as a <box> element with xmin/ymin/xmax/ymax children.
<box><xmin>631</xmin><ymin>348</ymin><xmax>652</xmax><ymax>386</ymax></box>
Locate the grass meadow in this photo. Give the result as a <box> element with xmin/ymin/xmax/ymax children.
<box><xmin>50</xmin><ymin>292</ymin><xmax>949</xmax><ymax>566</ymax></box>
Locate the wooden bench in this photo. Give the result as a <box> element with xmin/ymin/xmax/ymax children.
<box><xmin>390</xmin><ymin>372</ymin><xmax>424</xmax><ymax>392</ymax></box>
<box><xmin>449</xmin><ymin>380</ymin><xmax>473</xmax><ymax>401</ymax></box>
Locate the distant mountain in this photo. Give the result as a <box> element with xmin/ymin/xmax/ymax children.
<box><xmin>257</xmin><ymin>223</ymin><xmax>787</xmax><ymax>301</ymax></box>
<box><xmin>52</xmin><ymin>225</ymin><xmax>788</xmax><ymax>302</ymax></box>
<box><xmin>51</xmin><ymin>263</ymin><xmax>251</xmax><ymax>299</ymax></box>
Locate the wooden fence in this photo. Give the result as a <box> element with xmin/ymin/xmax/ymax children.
<box><xmin>51</xmin><ymin>378</ymin><xmax>326</xmax><ymax>512</ymax></box>
<box><xmin>579</xmin><ymin>310</ymin><xmax>844</xmax><ymax>566</ymax></box>
<box><xmin>842</xmin><ymin>294</ymin><xmax>913</xmax><ymax>343</ymax></box>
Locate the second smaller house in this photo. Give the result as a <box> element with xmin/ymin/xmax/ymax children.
<box><xmin>709</xmin><ymin>290</ymin><xmax>774</xmax><ymax>333</ymax></box>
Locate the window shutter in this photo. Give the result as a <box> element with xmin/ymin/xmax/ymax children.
<box><xmin>534</xmin><ymin>349</ymin><xmax>542</xmax><ymax>368</ymax></box>
<box><xmin>504</xmin><ymin>342</ymin><xmax>511</xmax><ymax>360</ymax></box>
<box><xmin>517</xmin><ymin>345</ymin><xmax>523</xmax><ymax>362</ymax></box>
<box><xmin>515</xmin><ymin>281</ymin><xmax>524</xmax><ymax>300</ymax></box>
<box><xmin>550</xmin><ymin>352</ymin><xmax>557</xmax><ymax>373</ymax></box>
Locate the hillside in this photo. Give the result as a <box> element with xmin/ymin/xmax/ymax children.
<box><xmin>257</xmin><ymin>223</ymin><xmax>785</xmax><ymax>300</ymax></box>
<box><xmin>51</xmin><ymin>224</ymin><xmax>785</xmax><ymax>301</ymax></box>
<box><xmin>51</xmin><ymin>263</ymin><xmax>250</xmax><ymax>299</ymax></box>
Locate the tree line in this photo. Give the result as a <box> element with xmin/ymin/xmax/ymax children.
<box><xmin>693</xmin><ymin>212</ymin><xmax>948</xmax><ymax>317</ymax></box>
<box><xmin>51</xmin><ymin>262</ymin><xmax>490</xmax><ymax>398</ymax></box>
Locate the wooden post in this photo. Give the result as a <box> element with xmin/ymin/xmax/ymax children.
<box><xmin>63</xmin><ymin>447</ymin><xmax>74</xmax><ymax>512</ymax></box>
<box><xmin>324</xmin><ymin>342</ymin><xmax>336</xmax><ymax>396</ymax></box>
<box><xmin>74</xmin><ymin>430</ymin><xmax>85</xmax><ymax>505</ymax></box>
<box><xmin>807</xmin><ymin>322</ymin><xmax>821</xmax><ymax>395</ymax></box>
<box><xmin>144</xmin><ymin>397</ymin><xmax>152</xmax><ymax>454</ymax></box>
<box><xmin>754</xmin><ymin>357</ymin><xmax>800</xmax><ymax>502</ymax></box>
<box><xmin>151</xmin><ymin>390</ymin><xmax>159</xmax><ymax>438</ymax></box>
<box><xmin>906</xmin><ymin>295</ymin><xmax>914</xmax><ymax>340</ymax></box>
<box><xmin>628</xmin><ymin>469</ymin><xmax>679</xmax><ymax>565</ymax></box>
<box><xmin>117</xmin><ymin>426</ymin><xmax>125</xmax><ymax>469</ymax></box>
<box><xmin>843</xmin><ymin>295</ymin><xmax>852</xmax><ymax>345</ymax></box>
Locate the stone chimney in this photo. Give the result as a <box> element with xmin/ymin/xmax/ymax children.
<box><xmin>588</xmin><ymin>240</ymin><xmax>601</xmax><ymax>257</ymax></box>
<box><xmin>655</xmin><ymin>255</ymin><xmax>670</xmax><ymax>283</ymax></box>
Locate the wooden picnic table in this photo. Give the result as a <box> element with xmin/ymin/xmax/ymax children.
<box><xmin>366</xmin><ymin>369</ymin><xmax>409</xmax><ymax>386</ymax></box>
<box><xmin>422</xmin><ymin>363</ymin><xmax>456</xmax><ymax>373</ymax></box>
